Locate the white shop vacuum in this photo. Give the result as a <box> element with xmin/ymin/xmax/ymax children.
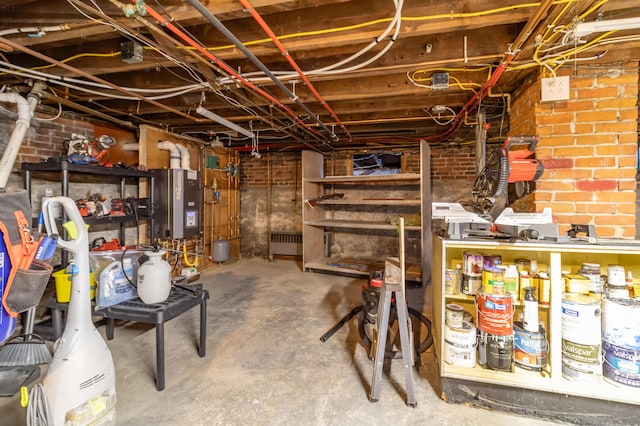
<box><xmin>26</xmin><ymin>197</ymin><xmax>116</xmax><ymax>425</ymax></box>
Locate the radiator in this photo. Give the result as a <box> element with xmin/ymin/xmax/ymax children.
<box><xmin>269</xmin><ymin>232</ymin><xmax>303</xmax><ymax>258</ymax></box>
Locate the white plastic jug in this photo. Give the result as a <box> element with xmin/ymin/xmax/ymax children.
<box><xmin>137</xmin><ymin>250</ymin><xmax>171</xmax><ymax>304</ymax></box>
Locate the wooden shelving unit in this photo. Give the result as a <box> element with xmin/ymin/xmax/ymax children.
<box><xmin>432</xmin><ymin>235</ymin><xmax>640</xmax><ymax>410</ymax></box>
<box><xmin>302</xmin><ymin>141</ymin><xmax>431</xmax><ymax>286</ymax></box>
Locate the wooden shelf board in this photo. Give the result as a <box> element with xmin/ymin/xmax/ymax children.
<box><xmin>305</xmin><ymin>257</ymin><xmax>422</xmax><ymax>281</ymax></box>
<box><xmin>305</xmin><ymin>173</ymin><xmax>420</xmax><ymax>183</ymax></box>
<box><xmin>312</xmin><ymin>199</ymin><xmax>421</xmax><ymax>206</ymax></box>
<box><xmin>444</xmin><ymin>364</ymin><xmax>640</xmax><ymax>405</ymax></box>
<box><xmin>304</xmin><ymin>219</ymin><xmax>421</xmax><ymax>231</ymax></box>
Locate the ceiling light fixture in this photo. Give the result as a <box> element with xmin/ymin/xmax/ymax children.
<box><xmin>196</xmin><ymin>106</ymin><xmax>255</xmax><ymax>139</ymax></box>
<box><xmin>574</xmin><ymin>17</ymin><xmax>640</xmax><ymax>37</ymax></box>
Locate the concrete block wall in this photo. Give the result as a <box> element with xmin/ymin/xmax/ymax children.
<box><xmin>510</xmin><ymin>63</ymin><xmax>639</xmax><ymax>238</ymax></box>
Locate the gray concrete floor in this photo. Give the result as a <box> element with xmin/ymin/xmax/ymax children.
<box><xmin>0</xmin><ymin>258</ymin><xmax>561</xmax><ymax>425</ymax></box>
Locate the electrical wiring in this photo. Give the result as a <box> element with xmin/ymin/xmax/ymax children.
<box><xmin>425</xmin><ymin>105</ymin><xmax>457</xmax><ymax>126</ymax></box>
<box><xmin>216</xmin><ymin>0</ymin><xmax>402</xmax><ymax>86</ymax></box>
<box><xmin>65</xmin><ymin>0</ymin><xmax>207</xmax><ymax>87</ymax></box>
<box><xmin>407</xmin><ymin>71</ymin><xmax>483</xmax><ymax>91</ymax></box>
<box><xmin>0</xmin><ymin>59</ymin><xmax>209</xmax><ymax>95</ymax></box>
<box><xmin>0</xmin><ymin>66</ymin><xmax>208</xmax><ymax>101</ymax></box>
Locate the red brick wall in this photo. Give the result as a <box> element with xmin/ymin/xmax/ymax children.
<box><xmin>240</xmin><ymin>147</ymin><xmax>474</xmax><ymax>184</ymax></box>
<box><xmin>510</xmin><ymin>63</ymin><xmax>639</xmax><ymax>238</ymax></box>
<box><xmin>18</xmin><ymin>115</ymin><xmax>93</xmax><ymax>166</ymax></box>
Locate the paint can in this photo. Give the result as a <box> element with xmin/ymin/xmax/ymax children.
<box><xmin>462</xmin><ymin>276</ymin><xmax>482</xmax><ymax>296</ymax></box>
<box><xmin>483</xmin><ymin>254</ymin><xmax>502</xmax><ymax>269</ymax></box>
<box><xmin>607</xmin><ymin>265</ymin><xmax>626</xmax><ymax>286</ymax></box>
<box><xmin>514</xmin><ymin>258</ymin><xmax>531</xmax><ymax>272</ymax></box>
<box><xmin>561</xmin><ymin>293</ymin><xmax>602</xmax><ymax>380</ymax></box>
<box><xmin>444</xmin><ymin>269</ymin><xmax>462</xmax><ymax>295</ymax></box>
<box><xmin>602</xmin><ymin>341</ymin><xmax>640</xmax><ymax>388</ymax></box>
<box><xmin>602</xmin><ymin>297</ymin><xmax>640</xmax><ymax>351</ymax></box>
<box><xmin>479</xmin><ymin>332</ymin><xmax>513</xmax><ymax>371</ymax></box>
<box><xmin>445</xmin><ymin>303</ymin><xmax>465</xmax><ymax>328</ymax></box>
<box><xmin>444</xmin><ymin>321</ymin><xmax>477</xmax><ymax>368</ymax></box>
<box><xmin>513</xmin><ymin>321</ymin><xmax>547</xmax><ymax>371</ymax></box>
<box><xmin>538</xmin><ymin>272</ymin><xmax>550</xmax><ymax>307</ymax></box>
<box><xmin>482</xmin><ymin>266</ymin><xmax>504</xmax><ymax>294</ymax></box>
<box><xmin>476</xmin><ymin>289</ymin><xmax>513</xmax><ymax>336</ymax></box>
<box><xmin>463</xmin><ymin>251</ymin><xmax>484</xmax><ymax>277</ymax></box>
<box><xmin>607</xmin><ymin>284</ymin><xmax>630</xmax><ymax>300</ymax></box>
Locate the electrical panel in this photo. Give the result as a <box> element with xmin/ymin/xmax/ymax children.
<box><xmin>153</xmin><ymin>169</ymin><xmax>201</xmax><ymax>239</ymax></box>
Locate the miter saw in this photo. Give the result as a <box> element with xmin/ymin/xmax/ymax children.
<box><xmin>472</xmin><ymin>135</ymin><xmax>544</xmax><ymax>217</ymax></box>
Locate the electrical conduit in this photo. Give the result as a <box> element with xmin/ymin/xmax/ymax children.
<box><xmin>186</xmin><ymin>0</ymin><xmax>338</xmax><ymax>142</ymax></box>
<box><xmin>237</xmin><ymin>0</ymin><xmax>351</xmax><ymax>141</ymax></box>
<box><xmin>129</xmin><ymin>1</ymin><xmax>328</xmax><ymax>144</ymax></box>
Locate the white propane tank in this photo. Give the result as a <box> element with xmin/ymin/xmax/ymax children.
<box><xmin>137</xmin><ymin>250</ymin><xmax>171</xmax><ymax>304</ymax></box>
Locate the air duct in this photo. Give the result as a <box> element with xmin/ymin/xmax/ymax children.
<box><xmin>157</xmin><ymin>140</ymin><xmax>181</xmax><ymax>169</ymax></box>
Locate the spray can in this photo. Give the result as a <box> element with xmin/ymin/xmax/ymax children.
<box><xmin>523</xmin><ymin>286</ymin><xmax>539</xmax><ymax>332</ymax></box>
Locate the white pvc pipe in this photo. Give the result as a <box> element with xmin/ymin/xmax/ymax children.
<box><xmin>121</xmin><ymin>142</ymin><xmax>140</xmax><ymax>151</ymax></box>
<box><xmin>157</xmin><ymin>140</ymin><xmax>181</xmax><ymax>169</ymax></box>
<box><xmin>175</xmin><ymin>144</ymin><xmax>190</xmax><ymax>170</ymax></box>
<box><xmin>0</xmin><ymin>84</ymin><xmax>44</xmax><ymax>189</ymax></box>
<box><xmin>575</xmin><ymin>17</ymin><xmax>640</xmax><ymax>37</ymax></box>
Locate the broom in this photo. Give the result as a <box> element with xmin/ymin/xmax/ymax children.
<box><xmin>0</xmin><ymin>307</ymin><xmax>51</xmax><ymax>367</ymax></box>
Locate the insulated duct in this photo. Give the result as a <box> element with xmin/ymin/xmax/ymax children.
<box><xmin>157</xmin><ymin>140</ymin><xmax>181</xmax><ymax>169</ymax></box>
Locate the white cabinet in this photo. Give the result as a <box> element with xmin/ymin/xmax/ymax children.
<box><xmin>432</xmin><ymin>235</ymin><xmax>640</xmax><ymax>407</ymax></box>
<box><xmin>302</xmin><ymin>142</ymin><xmax>431</xmax><ymax>286</ymax></box>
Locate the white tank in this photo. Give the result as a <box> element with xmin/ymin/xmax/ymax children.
<box><xmin>137</xmin><ymin>250</ymin><xmax>171</xmax><ymax>304</ymax></box>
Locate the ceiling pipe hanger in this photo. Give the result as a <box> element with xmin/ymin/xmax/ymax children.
<box><xmin>130</xmin><ymin>0</ymin><xmax>329</xmax><ymax>146</ymax></box>
<box><xmin>236</xmin><ymin>0</ymin><xmax>351</xmax><ymax>142</ymax></box>
<box><xmin>186</xmin><ymin>0</ymin><xmax>338</xmax><ymax>144</ymax></box>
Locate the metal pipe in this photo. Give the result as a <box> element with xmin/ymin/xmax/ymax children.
<box><xmin>131</xmin><ymin>0</ymin><xmax>327</xmax><ymax>144</ymax></box>
<box><xmin>190</xmin><ymin>0</ymin><xmax>338</xmax><ymax>142</ymax></box>
<box><xmin>101</xmin><ymin>0</ymin><xmax>307</xmax><ymax>145</ymax></box>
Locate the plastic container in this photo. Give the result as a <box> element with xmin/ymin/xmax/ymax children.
<box><xmin>53</xmin><ymin>268</ymin><xmax>96</xmax><ymax>302</ymax></box>
<box><xmin>137</xmin><ymin>250</ymin><xmax>171</xmax><ymax>304</ymax></box>
<box><xmin>89</xmin><ymin>250</ymin><xmax>142</xmax><ymax>287</ymax></box>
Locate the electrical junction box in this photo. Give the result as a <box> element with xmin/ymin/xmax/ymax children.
<box><xmin>120</xmin><ymin>40</ymin><xmax>143</xmax><ymax>64</ymax></box>
<box><xmin>206</xmin><ymin>155</ymin><xmax>219</xmax><ymax>169</ymax></box>
<box><xmin>431</xmin><ymin>72</ymin><xmax>449</xmax><ymax>90</ymax></box>
<box><xmin>153</xmin><ymin>169</ymin><xmax>201</xmax><ymax>239</ymax></box>
<box><xmin>541</xmin><ymin>76</ymin><xmax>570</xmax><ymax>102</ymax></box>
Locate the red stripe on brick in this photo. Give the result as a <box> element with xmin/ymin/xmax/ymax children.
<box><xmin>576</xmin><ymin>180</ymin><xmax>617</xmax><ymax>191</ymax></box>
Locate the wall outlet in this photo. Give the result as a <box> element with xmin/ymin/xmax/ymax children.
<box><xmin>541</xmin><ymin>76</ymin><xmax>570</xmax><ymax>102</ymax></box>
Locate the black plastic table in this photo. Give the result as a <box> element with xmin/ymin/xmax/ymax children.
<box><xmin>48</xmin><ymin>285</ymin><xmax>208</xmax><ymax>391</ymax></box>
